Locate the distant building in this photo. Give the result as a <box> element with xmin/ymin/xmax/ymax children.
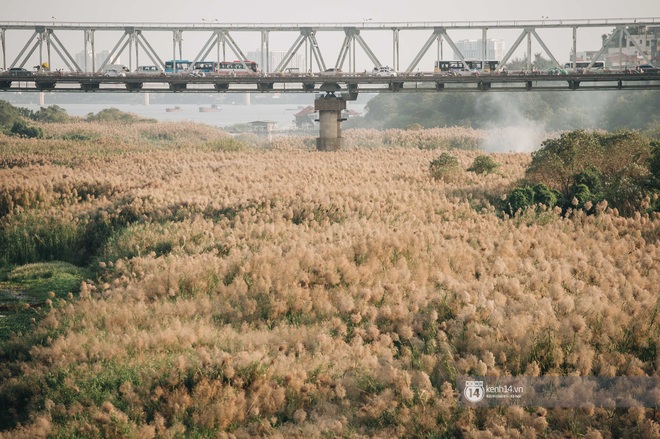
<box><xmin>74</xmin><ymin>49</ymin><xmax>118</xmax><ymax>72</ymax></box>
<box><xmin>248</xmin><ymin>120</ymin><xmax>278</xmax><ymax>139</ymax></box>
<box><xmin>247</xmin><ymin>50</ymin><xmax>305</xmax><ymax>73</ymax></box>
<box><xmin>453</xmin><ymin>39</ymin><xmax>505</xmax><ymax>60</ymax></box>
<box><xmin>592</xmin><ymin>25</ymin><xmax>660</xmax><ymax>67</ymax></box>
<box><xmin>74</xmin><ymin>50</ymin><xmax>91</xmax><ymax>71</ymax></box>
<box><xmin>294</xmin><ymin>105</ymin><xmax>316</xmax><ymax>128</ymax></box>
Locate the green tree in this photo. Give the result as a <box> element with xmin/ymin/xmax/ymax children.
<box><xmin>429</xmin><ymin>153</ymin><xmax>461</xmax><ymax>181</ymax></box>
<box><xmin>524</xmin><ymin>129</ymin><xmax>653</xmax><ymax>215</ymax></box>
<box><xmin>526</xmin><ymin>130</ymin><xmax>600</xmax><ymax>200</ymax></box>
<box><xmin>0</xmin><ymin>100</ymin><xmax>22</xmax><ymax>130</ymax></box>
<box><xmin>31</xmin><ymin>105</ymin><xmax>72</xmax><ymax>123</ymax></box>
<box><xmin>86</xmin><ymin>108</ymin><xmax>150</xmax><ymax>123</ymax></box>
<box><xmin>467</xmin><ymin>155</ymin><xmax>499</xmax><ymax>175</ymax></box>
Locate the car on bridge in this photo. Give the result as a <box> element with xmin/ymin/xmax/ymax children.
<box><xmin>373</xmin><ymin>66</ymin><xmax>397</xmax><ymax>77</ymax></box>
<box><xmin>104</xmin><ymin>68</ymin><xmax>126</xmax><ymax>77</ymax></box>
<box><xmin>321</xmin><ymin>68</ymin><xmax>343</xmax><ymax>76</ymax></box>
<box><xmin>638</xmin><ymin>64</ymin><xmax>658</xmax><ymax>74</ymax></box>
<box><xmin>135</xmin><ymin>65</ymin><xmax>162</xmax><ymax>74</ymax></box>
<box><xmin>8</xmin><ymin>67</ymin><xmax>32</xmax><ymax>77</ymax></box>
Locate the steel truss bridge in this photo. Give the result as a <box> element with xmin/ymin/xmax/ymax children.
<box><xmin>0</xmin><ymin>18</ymin><xmax>659</xmax><ymax>97</ymax></box>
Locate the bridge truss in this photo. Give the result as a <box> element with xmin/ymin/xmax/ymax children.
<box><xmin>1</xmin><ymin>18</ymin><xmax>659</xmax><ymax>75</ymax></box>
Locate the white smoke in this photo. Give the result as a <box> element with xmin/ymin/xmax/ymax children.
<box><xmin>476</xmin><ymin>93</ymin><xmax>549</xmax><ymax>153</ymax></box>
<box><xmin>475</xmin><ymin>91</ymin><xmax>618</xmax><ymax>153</ymax></box>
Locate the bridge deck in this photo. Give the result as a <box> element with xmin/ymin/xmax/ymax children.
<box><xmin>1</xmin><ymin>72</ymin><xmax>659</xmax><ymax>94</ymax></box>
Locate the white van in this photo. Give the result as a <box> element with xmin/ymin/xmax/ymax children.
<box><xmin>102</xmin><ymin>64</ymin><xmax>129</xmax><ymax>74</ymax></box>
<box><xmin>135</xmin><ymin>65</ymin><xmax>162</xmax><ymax>74</ymax></box>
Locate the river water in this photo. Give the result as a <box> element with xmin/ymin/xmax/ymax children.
<box><xmin>18</xmin><ymin>100</ymin><xmax>368</xmax><ymax>131</ymax></box>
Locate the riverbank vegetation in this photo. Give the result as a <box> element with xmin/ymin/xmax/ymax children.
<box><xmin>347</xmin><ymin>90</ymin><xmax>660</xmax><ymax>135</ymax></box>
<box><xmin>0</xmin><ymin>101</ymin><xmax>659</xmax><ymax>437</ymax></box>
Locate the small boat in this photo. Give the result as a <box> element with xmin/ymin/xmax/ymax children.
<box><xmin>199</xmin><ymin>104</ymin><xmax>221</xmax><ymax>113</ymax></box>
<box><xmin>166</xmin><ymin>106</ymin><xmax>183</xmax><ymax>112</ymax></box>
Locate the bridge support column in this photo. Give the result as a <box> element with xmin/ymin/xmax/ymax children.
<box><xmin>315</xmin><ymin>94</ymin><xmax>346</xmax><ymax>151</ymax></box>
<box><xmin>39</xmin><ymin>92</ymin><xmax>45</xmax><ymax>107</ymax></box>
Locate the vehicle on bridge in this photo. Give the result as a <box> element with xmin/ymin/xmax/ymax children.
<box><xmin>563</xmin><ymin>61</ymin><xmax>605</xmax><ymax>73</ymax></box>
<box><xmin>464</xmin><ymin>60</ymin><xmax>500</xmax><ymax>73</ymax></box>
<box><xmin>192</xmin><ymin>61</ymin><xmax>215</xmax><ymax>73</ymax></box>
<box><xmin>104</xmin><ymin>68</ymin><xmax>126</xmax><ymax>77</ymax></box>
<box><xmin>165</xmin><ymin>60</ymin><xmax>192</xmax><ymax>74</ymax></box>
<box><xmin>434</xmin><ymin>60</ymin><xmax>501</xmax><ymax>75</ymax></box>
<box><xmin>434</xmin><ymin>60</ymin><xmax>465</xmax><ymax>74</ymax></box>
<box><xmin>190</xmin><ymin>60</ymin><xmax>258</xmax><ymax>75</ymax></box>
<box><xmin>638</xmin><ymin>64</ymin><xmax>658</xmax><ymax>74</ymax></box>
<box><xmin>102</xmin><ymin>64</ymin><xmax>129</xmax><ymax>76</ymax></box>
<box><xmin>135</xmin><ymin>65</ymin><xmax>162</xmax><ymax>74</ymax></box>
<box><xmin>8</xmin><ymin>67</ymin><xmax>32</xmax><ymax>77</ymax></box>
<box><xmin>321</xmin><ymin>68</ymin><xmax>343</xmax><ymax>76</ymax></box>
<box><xmin>217</xmin><ymin>60</ymin><xmax>258</xmax><ymax>74</ymax></box>
<box><xmin>373</xmin><ymin>66</ymin><xmax>397</xmax><ymax>77</ymax></box>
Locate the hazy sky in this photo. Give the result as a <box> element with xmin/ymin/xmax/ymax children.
<box><xmin>2</xmin><ymin>0</ymin><xmax>658</xmax><ymax>71</ymax></box>
<box><xmin>2</xmin><ymin>0</ymin><xmax>657</xmax><ymax>24</ymax></box>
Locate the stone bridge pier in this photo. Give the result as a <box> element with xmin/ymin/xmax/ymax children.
<box><xmin>314</xmin><ymin>94</ymin><xmax>347</xmax><ymax>151</ymax></box>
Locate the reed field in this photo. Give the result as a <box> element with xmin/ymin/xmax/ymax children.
<box><xmin>0</xmin><ymin>117</ymin><xmax>659</xmax><ymax>438</ymax></box>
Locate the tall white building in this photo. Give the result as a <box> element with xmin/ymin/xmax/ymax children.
<box><xmin>453</xmin><ymin>39</ymin><xmax>505</xmax><ymax>60</ymax></box>
<box><xmin>247</xmin><ymin>50</ymin><xmax>305</xmax><ymax>73</ymax></box>
<box><xmin>74</xmin><ymin>50</ymin><xmax>118</xmax><ymax>72</ymax></box>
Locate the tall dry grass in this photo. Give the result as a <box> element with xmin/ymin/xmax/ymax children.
<box><xmin>0</xmin><ymin>121</ymin><xmax>658</xmax><ymax>437</ymax></box>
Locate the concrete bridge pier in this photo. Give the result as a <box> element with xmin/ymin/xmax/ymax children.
<box><xmin>315</xmin><ymin>94</ymin><xmax>346</xmax><ymax>151</ymax></box>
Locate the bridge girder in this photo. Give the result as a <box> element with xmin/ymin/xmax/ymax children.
<box><xmin>0</xmin><ymin>18</ymin><xmax>658</xmax><ymax>73</ymax></box>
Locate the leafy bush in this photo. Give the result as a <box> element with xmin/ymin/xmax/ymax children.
<box><xmin>429</xmin><ymin>152</ymin><xmax>461</xmax><ymax>181</ymax></box>
<box><xmin>30</xmin><ymin>105</ymin><xmax>73</xmax><ymax>123</ymax></box>
<box><xmin>526</xmin><ymin>130</ymin><xmax>600</xmax><ymax>200</ymax></box>
<box><xmin>9</xmin><ymin>121</ymin><xmax>43</xmax><ymax>139</ymax></box>
<box><xmin>86</xmin><ymin>108</ymin><xmax>154</xmax><ymax>123</ymax></box>
<box><xmin>0</xmin><ymin>100</ymin><xmax>26</xmax><ymax>133</ymax></box>
<box><xmin>467</xmin><ymin>155</ymin><xmax>499</xmax><ymax>175</ymax></box>
<box><xmin>524</xmin><ymin>129</ymin><xmax>654</xmax><ymax>215</ymax></box>
<box><xmin>650</xmin><ymin>141</ymin><xmax>660</xmax><ymax>195</ymax></box>
<box><xmin>505</xmin><ymin>186</ymin><xmax>535</xmax><ymax>214</ymax></box>
<box><xmin>503</xmin><ymin>183</ymin><xmax>559</xmax><ymax>215</ymax></box>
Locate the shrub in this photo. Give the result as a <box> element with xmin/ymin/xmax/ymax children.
<box><xmin>504</xmin><ymin>186</ymin><xmax>535</xmax><ymax>215</ymax></box>
<box><xmin>0</xmin><ymin>100</ymin><xmax>23</xmax><ymax>130</ymax></box>
<box><xmin>532</xmin><ymin>183</ymin><xmax>559</xmax><ymax>207</ymax></box>
<box><xmin>503</xmin><ymin>183</ymin><xmax>559</xmax><ymax>215</ymax></box>
<box><xmin>467</xmin><ymin>155</ymin><xmax>499</xmax><ymax>175</ymax></box>
<box><xmin>86</xmin><ymin>108</ymin><xmax>153</xmax><ymax>123</ymax></box>
<box><xmin>30</xmin><ymin>105</ymin><xmax>73</xmax><ymax>123</ymax></box>
<box><xmin>649</xmin><ymin>141</ymin><xmax>660</xmax><ymax>190</ymax></box>
<box><xmin>526</xmin><ymin>130</ymin><xmax>600</xmax><ymax>200</ymax></box>
<box><xmin>429</xmin><ymin>153</ymin><xmax>461</xmax><ymax>181</ymax></box>
<box><xmin>10</xmin><ymin>121</ymin><xmax>43</xmax><ymax>139</ymax></box>
<box><xmin>524</xmin><ymin>129</ymin><xmax>654</xmax><ymax>215</ymax></box>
